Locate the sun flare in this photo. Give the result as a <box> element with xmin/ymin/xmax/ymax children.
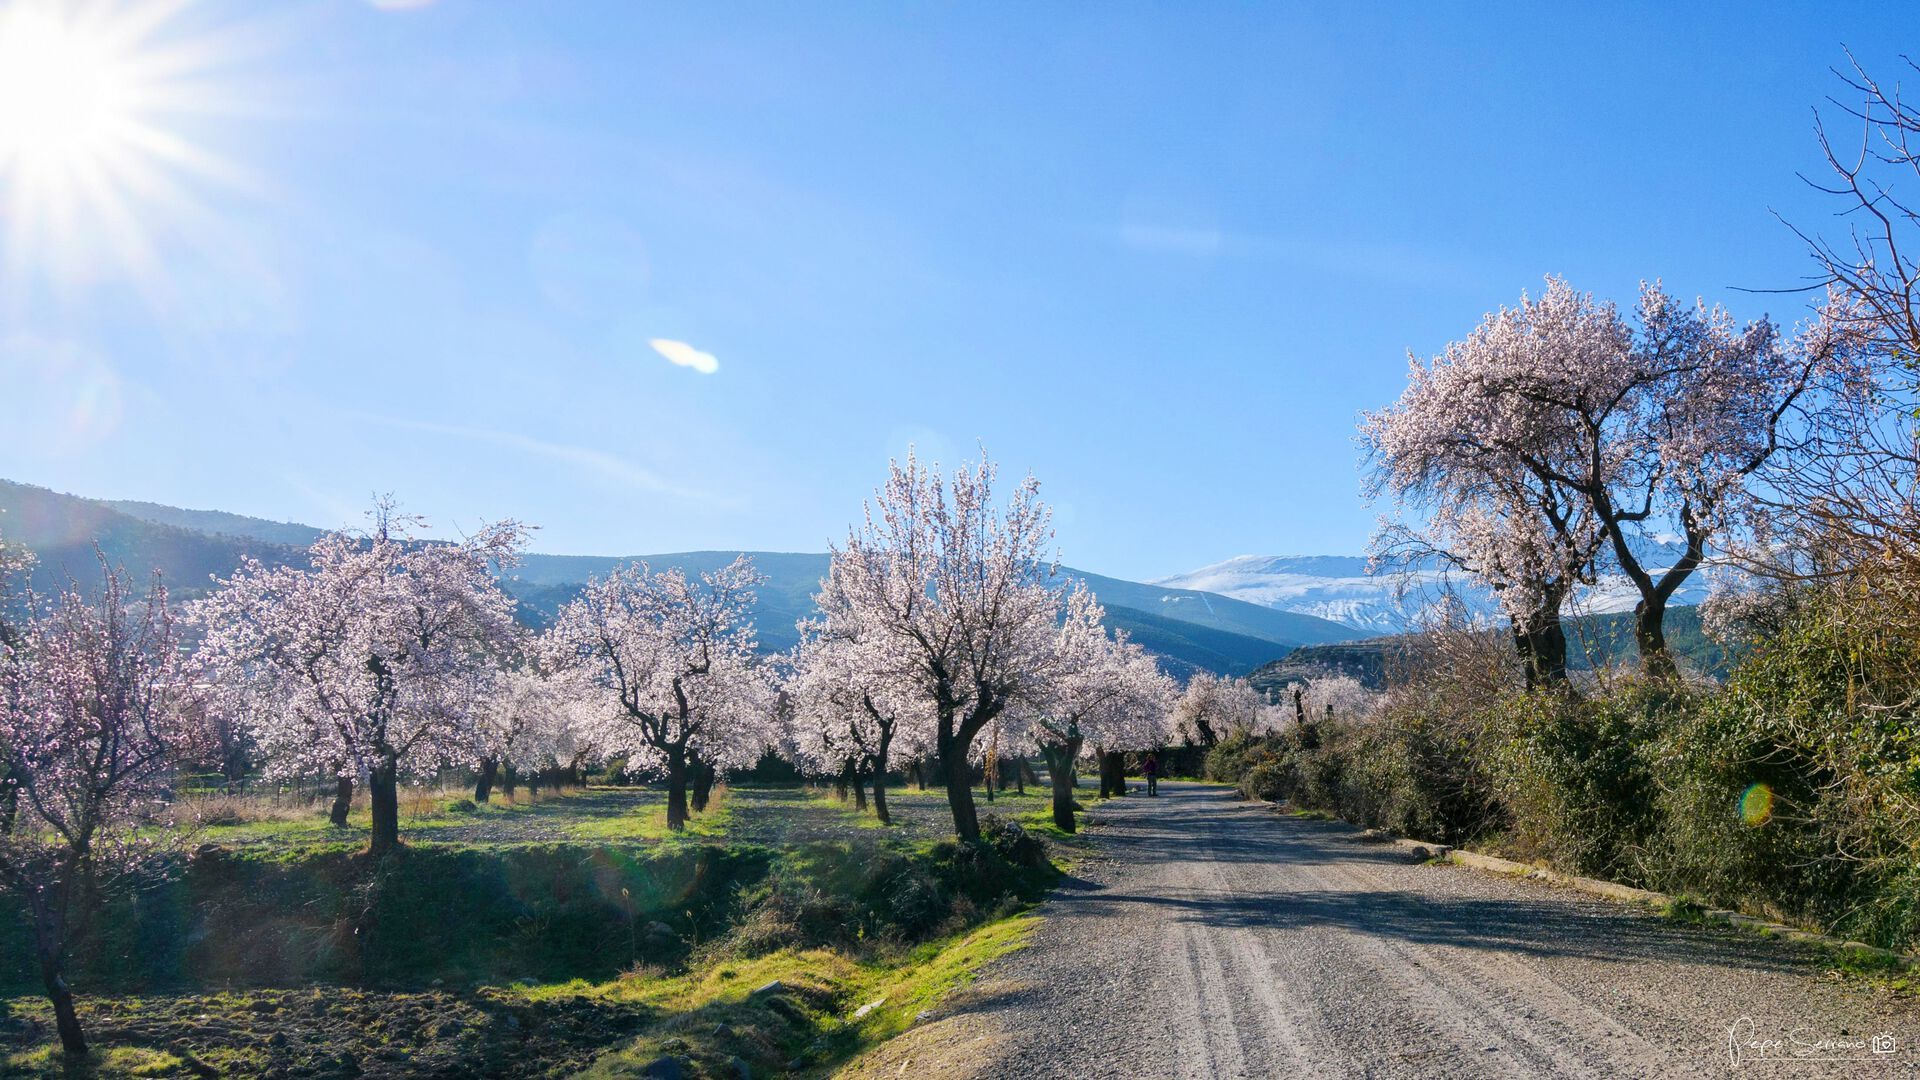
<box><xmin>0</xmin><ymin>8</ymin><xmax>137</xmax><ymax>167</ymax></box>
<box><xmin>0</xmin><ymin>0</ymin><xmax>240</xmax><ymax>304</ymax></box>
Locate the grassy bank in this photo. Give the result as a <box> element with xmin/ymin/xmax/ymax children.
<box><xmin>1</xmin><ymin>784</ymin><xmax>1062</xmax><ymax>1078</ymax></box>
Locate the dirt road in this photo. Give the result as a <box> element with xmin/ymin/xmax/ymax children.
<box><xmin>842</xmin><ymin>782</ymin><xmax>1919</xmax><ymax>1078</ymax></box>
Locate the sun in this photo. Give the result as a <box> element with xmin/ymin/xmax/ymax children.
<box><xmin>0</xmin><ymin>8</ymin><xmax>137</xmax><ymax>168</ymax></box>
<box><xmin>0</xmin><ymin>0</ymin><xmax>240</xmax><ymax>305</ymax></box>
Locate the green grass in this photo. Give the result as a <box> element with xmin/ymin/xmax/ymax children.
<box><xmin>3</xmin><ymin>779</ymin><xmax>1071</xmax><ymax>1077</ymax></box>
<box><xmin>565</xmin><ymin>787</ymin><xmax>736</xmax><ymax>843</ymax></box>
<box><xmin>1660</xmin><ymin>894</ymin><xmax>1711</xmax><ymax>925</ymax></box>
<box><xmin>802</xmin><ymin>785</ymin><xmax>892</xmax><ymax>830</ymax></box>
<box><xmin>572</xmin><ymin>911</ymin><xmax>1040</xmax><ymax>1078</ymax></box>
<box><xmin>3</xmin><ymin>1046</ymin><xmax>189</xmax><ymax>1078</ymax></box>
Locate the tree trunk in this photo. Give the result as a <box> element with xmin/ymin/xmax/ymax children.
<box><xmin>691</xmin><ymin>756</ymin><xmax>718</xmax><ymax>814</ymax></box>
<box><xmin>1531</xmin><ymin>617</ymin><xmax>1570</xmax><ymax>687</ymax></box>
<box><xmin>1042</xmin><ymin>742</ymin><xmax>1081</xmax><ymax>833</ymax></box>
<box><xmin>501</xmin><ymin>766</ymin><xmax>518</xmax><ymax>799</ymax></box>
<box><xmin>664</xmin><ymin>744</ymin><xmax>690</xmax><ymax>831</ymax></box>
<box><xmin>32</xmin><ymin>892</ymin><xmax>85</xmax><ymax>1055</ymax></box>
<box><xmin>852</xmin><ymin>762</ymin><xmax>868</xmax><ymax>812</ymax></box>
<box><xmin>871</xmin><ymin>726</ymin><xmax>894</xmax><ymax>825</ymax></box>
<box><xmin>368</xmin><ymin>758</ymin><xmax>400</xmax><ymax>856</ymax></box>
<box><xmin>913</xmin><ymin>759</ymin><xmax>926</xmax><ymax>791</ymax></box>
<box><xmin>939</xmin><ymin>719</ymin><xmax>983</xmax><ymax>843</ymax></box>
<box><xmin>474</xmin><ymin>758</ymin><xmax>499</xmax><ymax>803</ymax></box>
<box><xmin>945</xmin><ymin>765</ymin><xmax>979</xmax><ymax>841</ymax></box>
<box><xmin>834</xmin><ymin>759</ymin><xmax>852</xmax><ymax>801</ymax></box>
<box><xmin>1636</xmin><ymin>596</ymin><xmax>1677</xmax><ymax>680</ymax></box>
<box><xmin>329</xmin><ymin>776</ymin><xmax>353</xmax><ymax>828</ymax></box>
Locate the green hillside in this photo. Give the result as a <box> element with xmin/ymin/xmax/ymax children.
<box><xmin>0</xmin><ymin>481</ymin><xmax>306</xmax><ymax>600</ymax></box>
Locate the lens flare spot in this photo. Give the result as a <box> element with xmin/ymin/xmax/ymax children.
<box><xmin>1739</xmin><ymin>783</ymin><xmax>1774</xmax><ymax>827</ymax></box>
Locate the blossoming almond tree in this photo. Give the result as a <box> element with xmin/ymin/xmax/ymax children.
<box><xmin>1367</xmin><ymin>467</ymin><xmax>1604</xmax><ymax>687</ymax></box>
<box><xmin>1170</xmin><ymin>671</ymin><xmax>1272</xmax><ymax>747</ymax></box>
<box><xmin>0</xmin><ymin>533</ymin><xmax>32</xmax><ymax>835</ymax></box>
<box><xmin>1366</xmin><ymin>277</ymin><xmax>1845</xmax><ymax>678</ymax></box>
<box><xmin>815</xmin><ymin>451</ymin><xmax>1061</xmax><ymax>842</ymax></box>
<box><xmin>472</xmin><ymin>665</ymin><xmax>598</xmax><ymax>803</ymax></box>
<box><xmin>0</xmin><ymin>560</ymin><xmax>205</xmax><ymax>1056</ymax></box>
<box><xmin>786</xmin><ymin>621</ymin><xmax>932</xmax><ymax>825</ymax></box>
<box><xmin>543</xmin><ymin>556</ymin><xmax>774</xmax><ymax>831</ymax></box>
<box><xmin>194</xmin><ymin>502</ymin><xmax>527</xmax><ymax>854</ymax></box>
<box><xmin>1022</xmin><ymin>584</ymin><xmax>1176</xmax><ymax>831</ymax></box>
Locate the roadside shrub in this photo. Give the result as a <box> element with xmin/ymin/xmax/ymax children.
<box><xmin>1485</xmin><ymin>684</ymin><xmax>1673</xmax><ymax>880</ymax></box>
<box><xmin>724</xmin><ymin>831</ymin><xmax>1057</xmax><ymax>957</ymax></box>
<box><xmin>1204</xmin><ymin>734</ymin><xmax>1273</xmax><ymax>785</ymax></box>
<box><xmin>981</xmin><ymin>817</ymin><xmax>1048</xmax><ymax>872</ymax></box>
<box><xmin>1644</xmin><ymin>590</ymin><xmax>1920</xmax><ymax>948</ymax></box>
<box><xmin>1240</xmin><ymin>756</ymin><xmax>1298</xmax><ymax>803</ymax></box>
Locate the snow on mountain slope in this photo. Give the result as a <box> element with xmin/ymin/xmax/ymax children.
<box><xmin>1154</xmin><ymin>554</ymin><xmax>1710</xmax><ymax>634</ymax></box>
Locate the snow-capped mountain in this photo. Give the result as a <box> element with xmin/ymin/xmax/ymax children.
<box><xmin>1154</xmin><ymin>552</ymin><xmax>1713</xmax><ymax>635</ymax></box>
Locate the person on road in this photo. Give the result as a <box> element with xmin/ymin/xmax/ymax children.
<box><xmin>1143</xmin><ymin>752</ymin><xmax>1160</xmax><ymax>796</ymax></box>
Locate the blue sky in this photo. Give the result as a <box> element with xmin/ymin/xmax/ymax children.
<box><xmin>0</xmin><ymin>2</ymin><xmax>1909</xmax><ymax>580</ymax></box>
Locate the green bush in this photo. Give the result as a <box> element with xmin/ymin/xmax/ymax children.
<box><xmin>1643</xmin><ymin>595</ymin><xmax>1920</xmax><ymax>948</ymax></box>
<box><xmin>1484</xmin><ymin>684</ymin><xmax>1673</xmax><ymax>880</ymax></box>
<box><xmin>5</xmin><ymin>844</ymin><xmax>771</xmax><ymax>991</ymax></box>
<box><xmin>725</xmin><ymin>827</ymin><xmax>1056</xmax><ymax>956</ymax></box>
<box><xmin>1180</xmin><ymin>586</ymin><xmax>1920</xmax><ymax>953</ymax></box>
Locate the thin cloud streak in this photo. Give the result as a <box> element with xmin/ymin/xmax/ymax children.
<box><xmin>354</xmin><ymin>414</ymin><xmax>724</xmax><ymax>504</ymax></box>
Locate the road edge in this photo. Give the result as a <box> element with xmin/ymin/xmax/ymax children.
<box><xmin>1265</xmin><ymin>803</ymin><xmax>1918</xmax><ymax>970</ymax></box>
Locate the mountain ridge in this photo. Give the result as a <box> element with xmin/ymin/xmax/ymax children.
<box><xmin>1</xmin><ymin>479</ymin><xmax>1361</xmax><ymax>677</ymax></box>
<box><xmin>1156</xmin><ymin>547</ymin><xmax>1712</xmax><ymax>635</ymax></box>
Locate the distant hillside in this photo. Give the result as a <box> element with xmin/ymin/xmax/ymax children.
<box><xmin>2</xmin><ymin>480</ymin><xmax>1357</xmax><ymax>676</ymax></box>
<box><xmin>1248</xmin><ymin>605</ymin><xmax>1737</xmax><ymax>694</ymax></box>
<box><xmin>0</xmin><ymin>481</ymin><xmax>307</xmax><ymax>600</ymax></box>
<box><xmin>104</xmin><ymin>500</ymin><xmax>327</xmax><ymax>548</ymax></box>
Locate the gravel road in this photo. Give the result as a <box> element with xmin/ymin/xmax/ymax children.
<box><xmin>841</xmin><ymin>782</ymin><xmax>1920</xmax><ymax>1079</ymax></box>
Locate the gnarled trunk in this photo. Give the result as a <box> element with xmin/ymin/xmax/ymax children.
<box><xmin>870</xmin><ymin>722</ymin><xmax>895</xmax><ymax>825</ymax></box>
<box><xmin>690</xmin><ymin>755</ymin><xmax>718</xmax><ymax>813</ymax></box>
<box><xmin>474</xmin><ymin>758</ymin><xmax>499</xmax><ymax>803</ymax></box>
<box><xmin>1635</xmin><ymin>596</ymin><xmax>1677</xmax><ymax>680</ymax></box>
<box><xmin>368</xmin><ymin>757</ymin><xmax>400</xmax><ymax>856</ymax></box>
<box><xmin>938</xmin><ymin>706</ymin><xmax>984</xmax><ymax>842</ymax></box>
<box><xmin>31</xmin><ymin>887</ymin><xmax>84</xmax><ymax>1055</ymax></box>
<box><xmin>664</xmin><ymin>744</ymin><xmax>690</xmax><ymax>831</ymax></box>
<box><xmin>1041</xmin><ymin>740</ymin><xmax>1082</xmax><ymax>833</ymax></box>
<box><xmin>329</xmin><ymin>775</ymin><xmax>353</xmax><ymax>827</ymax></box>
